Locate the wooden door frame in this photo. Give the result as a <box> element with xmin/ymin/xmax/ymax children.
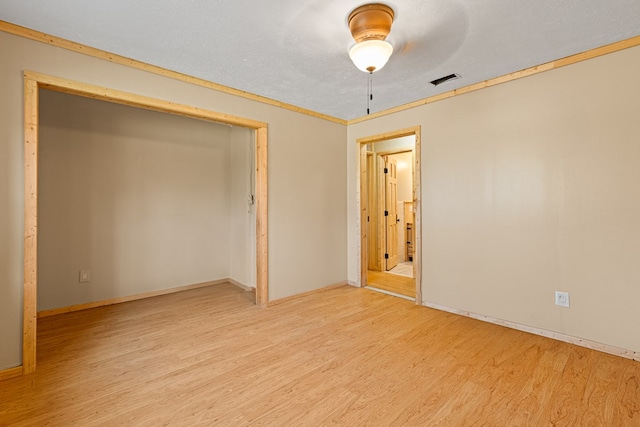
<box><xmin>358</xmin><ymin>126</ymin><xmax>422</xmax><ymax>304</ymax></box>
<box><xmin>22</xmin><ymin>71</ymin><xmax>269</xmax><ymax>375</ymax></box>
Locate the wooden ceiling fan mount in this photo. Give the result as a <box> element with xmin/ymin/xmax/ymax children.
<box><xmin>348</xmin><ymin>3</ymin><xmax>395</xmax><ymax>43</ymax></box>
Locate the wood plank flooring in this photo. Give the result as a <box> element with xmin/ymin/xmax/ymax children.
<box><xmin>367</xmin><ymin>269</ymin><xmax>415</xmax><ymax>298</ymax></box>
<box><xmin>1</xmin><ymin>283</ymin><xmax>639</xmax><ymax>425</ymax></box>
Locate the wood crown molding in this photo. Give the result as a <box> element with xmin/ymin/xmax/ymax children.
<box><xmin>2</xmin><ymin>21</ymin><xmax>638</xmax><ymax>126</ymax></box>
<box><xmin>348</xmin><ymin>34</ymin><xmax>640</xmax><ymax>124</ymax></box>
<box><xmin>0</xmin><ymin>20</ymin><xmax>347</xmax><ymax>126</ymax></box>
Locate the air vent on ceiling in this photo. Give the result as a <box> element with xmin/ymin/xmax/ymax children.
<box><xmin>430</xmin><ymin>73</ymin><xmax>461</xmax><ymax>86</ymax></box>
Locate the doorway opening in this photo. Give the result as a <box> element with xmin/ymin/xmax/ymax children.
<box><xmin>358</xmin><ymin>127</ymin><xmax>421</xmax><ymax>302</ymax></box>
<box><xmin>22</xmin><ymin>71</ymin><xmax>269</xmax><ymax>375</ymax></box>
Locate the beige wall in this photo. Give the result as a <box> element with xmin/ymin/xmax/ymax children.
<box><xmin>38</xmin><ymin>90</ymin><xmax>252</xmax><ymax>310</ymax></box>
<box><xmin>0</xmin><ymin>31</ymin><xmax>347</xmax><ymax>370</ymax></box>
<box><xmin>348</xmin><ymin>45</ymin><xmax>640</xmax><ymax>354</ymax></box>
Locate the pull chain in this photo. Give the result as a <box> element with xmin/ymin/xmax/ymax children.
<box><xmin>367</xmin><ymin>71</ymin><xmax>373</xmax><ymax>115</ymax></box>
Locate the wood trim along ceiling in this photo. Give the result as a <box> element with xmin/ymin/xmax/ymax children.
<box><xmin>348</xmin><ymin>34</ymin><xmax>640</xmax><ymax>124</ymax></box>
<box><xmin>2</xmin><ymin>21</ymin><xmax>639</xmax><ymax>126</ymax></box>
<box><xmin>22</xmin><ymin>71</ymin><xmax>269</xmax><ymax>375</ymax></box>
<box><xmin>0</xmin><ymin>20</ymin><xmax>346</xmax><ymax>125</ymax></box>
<box><xmin>357</xmin><ymin>126</ymin><xmax>422</xmax><ymax>305</ymax></box>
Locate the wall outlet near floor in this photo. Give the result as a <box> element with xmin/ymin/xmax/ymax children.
<box><xmin>79</xmin><ymin>269</ymin><xmax>91</xmax><ymax>283</ymax></box>
<box><xmin>555</xmin><ymin>291</ymin><xmax>569</xmax><ymax>307</ymax></box>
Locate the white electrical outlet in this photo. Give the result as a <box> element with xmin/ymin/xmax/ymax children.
<box><xmin>79</xmin><ymin>269</ymin><xmax>91</xmax><ymax>283</ymax></box>
<box><xmin>555</xmin><ymin>291</ymin><xmax>569</xmax><ymax>307</ymax></box>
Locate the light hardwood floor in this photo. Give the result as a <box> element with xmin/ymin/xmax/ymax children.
<box><xmin>1</xmin><ymin>283</ymin><xmax>639</xmax><ymax>425</ymax></box>
<box><xmin>367</xmin><ymin>269</ymin><xmax>415</xmax><ymax>298</ymax></box>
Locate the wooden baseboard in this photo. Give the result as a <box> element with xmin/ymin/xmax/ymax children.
<box><xmin>423</xmin><ymin>301</ymin><xmax>640</xmax><ymax>362</ymax></box>
<box><xmin>364</xmin><ymin>286</ymin><xmax>415</xmax><ymax>302</ymax></box>
<box><xmin>0</xmin><ymin>366</ymin><xmax>23</xmax><ymax>381</ymax></box>
<box><xmin>227</xmin><ymin>278</ymin><xmax>255</xmax><ymax>293</ymax></box>
<box><xmin>267</xmin><ymin>281</ymin><xmax>348</xmax><ymax>307</ymax></box>
<box><xmin>37</xmin><ymin>279</ymin><xmax>230</xmax><ymax>318</ymax></box>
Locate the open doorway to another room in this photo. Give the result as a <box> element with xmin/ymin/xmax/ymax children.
<box><xmin>358</xmin><ymin>127</ymin><xmax>421</xmax><ymax>302</ymax></box>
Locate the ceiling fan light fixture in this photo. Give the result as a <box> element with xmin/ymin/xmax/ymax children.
<box><xmin>349</xmin><ymin>39</ymin><xmax>394</xmax><ymax>73</ymax></box>
<box><xmin>347</xmin><ymin>3</ymin><xmax>395</xmax><ymax>73</ymax></box>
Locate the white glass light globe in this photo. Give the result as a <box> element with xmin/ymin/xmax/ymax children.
<box><xmin>349</xmin><ymin>40</ymin><xmax>393</xmax><ymax>73</ymax></box>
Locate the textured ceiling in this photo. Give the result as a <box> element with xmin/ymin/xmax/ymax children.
<box><xmin>1</xmin><ymin>0</ymin><xmax>639</xmax><ymax>120</ymax></box>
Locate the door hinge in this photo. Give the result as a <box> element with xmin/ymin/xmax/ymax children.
<box><xmin>384</xmin><ymin>167</ymin><xmax>388</xmax><ymax>174</ymax></box>
<box><xmin>384</xmin><ymin>210</ymin><xmax>389</xmax><ymax>216</ymax></box>
<box><xmin>385</xmin><ymin>253</ymin><xmax>389</xmax><ymax>259</ymax></box>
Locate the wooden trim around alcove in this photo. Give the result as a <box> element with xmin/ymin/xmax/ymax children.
<box><xmin>22</xmin><ymin>71</ymin><xmax>269</xmax><ymax>375</ymax></box>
